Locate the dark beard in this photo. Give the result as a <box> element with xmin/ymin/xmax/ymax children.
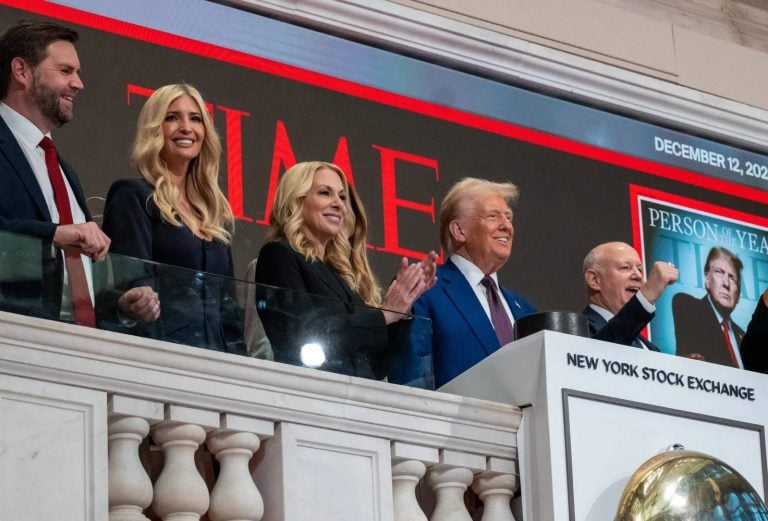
<box><xmin>30</xmin><ymin>71</ymin><xmax>71</xmax><ymax>127</ymax></box>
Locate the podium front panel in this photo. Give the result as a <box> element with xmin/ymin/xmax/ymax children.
<box><xmin>441</xmin><ymin>330</ymin><xmax>768</xmax><ymax>521</ymax></box>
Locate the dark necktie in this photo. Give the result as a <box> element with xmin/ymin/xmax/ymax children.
<box><xmin>721</xmin><ymin>320</ymin><xmax>738</xmax><ymax>367</ymax></box>
<box><xmin>481</xmin><ymin>276</ymin><xmax>515</xmax><ymax>346</ymax></box>
<box><xmin>39</xmin><ymin>137</ymin><xmax>95</xmax><ymax>327</ymax></box>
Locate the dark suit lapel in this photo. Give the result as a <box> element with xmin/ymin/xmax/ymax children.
<box><xmin>60</xmin><ymin>158</ymin><xmax>91</xmax><ymax>220</ymax></box>
<box><xmin>639</xmin><ymin>335</ymin><xmax>660</xmax><ymax>352</ymax></box>
<box><xmin>583</xmin><ymin>304</ymin><xmax>659</xmax><ymax>351</ymax></box>
<box><xmin>500</xmin><ymin>287</ymin><xmax>528</xmax><ymax>319</ymax></box>
<box><xmin>734</xmin><ymin>322</ymin><xmax>745</xmax><ymax>345</ymax></box>
<box><xmin>311</xmin><ymin>260</ymin><xmax>353</xmax><ymax>302</ymax></box>
<box><xmin>440</xmin><ymin>260</ymin><xmax>498</xmax><ymax>356</ymax></box>
<box><xmin>582</xmin><ymin>305</ymin><xmax>607</xmax><ymax>332</ymax></box>
<box><xmin>0</xmin><ymin>116</ymin><xmax>52</xmax><ymax>221</ymax></box>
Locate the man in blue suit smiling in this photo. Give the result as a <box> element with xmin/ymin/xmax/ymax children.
<box><xmin>391</xmin><ymin>177</ymin><xmax>536</xmax><ymax>388</ymax></box>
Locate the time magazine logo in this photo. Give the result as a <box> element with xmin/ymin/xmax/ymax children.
<box><xmin>127</xmin><ymin>83</ymin><xmax>440</xmax><ymax>261</ymax></box>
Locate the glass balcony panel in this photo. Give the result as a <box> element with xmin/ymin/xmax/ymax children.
<box><xmin>0</xmin><ymin>230</ymin><xmax>433</xmax><ymax>388</ymax></box>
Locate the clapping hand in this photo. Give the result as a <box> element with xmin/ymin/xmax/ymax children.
<box><xmin>419</xmin><ymin>250</ymin><xmax>438</xmax><ymax>291</ymax></box>
<box><xmin>381</xmin><ymin>252</ymin><xmax>438</xmax><ymax>324</ymax></box>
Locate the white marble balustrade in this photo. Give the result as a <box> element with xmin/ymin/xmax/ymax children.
<box><xmin>0</xmin><ymin>311</ymin><xmax>521</xmax><ymax>521</ymax></box>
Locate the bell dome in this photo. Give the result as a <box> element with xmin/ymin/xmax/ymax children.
<box><xmin>615</xmin><ymin>449</ymin><xmax>768</xmax><ymax>520</ymax></box>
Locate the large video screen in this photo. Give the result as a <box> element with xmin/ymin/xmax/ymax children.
<box><xmin>2</xmin><ymin>0</ymin><xmax>766</xmax><ymax>355</ymax></box>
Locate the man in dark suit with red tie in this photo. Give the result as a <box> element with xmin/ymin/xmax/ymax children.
<box><xmin>673</xmin><ymin>247</ymin><xmax>745</xmax><ymax>367</ymax></box>
<box><xmin>582</xmin><ymin>242</ymin><xmax>678</xmax><ymax>351</ymax></box>
<box><xmin>0</xmin><ymin>20</ymin><xmax>155</xmax><ymax>324</ymax></box>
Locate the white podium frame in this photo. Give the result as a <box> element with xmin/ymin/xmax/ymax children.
<box><xmin>441</xmin><ymin>330</ymin><xmax>768</xmax><ymax>521</ymax></box>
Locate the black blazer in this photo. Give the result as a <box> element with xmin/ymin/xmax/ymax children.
<box><xmin>741</xmin><ymin>298</ymin><xmax>768</xmax><ymax>373</ymax></box>
<box><xmin>0</xmin><ymin>115</ymin><xmax>91</xmax><ymax>320</ymax></box>
<box><xmin>582</xmin><ymin>295</ymin><xmax>659</xmax><ymax>351</ymax></box>
<box><xmin>673</xmin><ymin>293</ymin><xmax>744</xmax><ymax>367</ymax></box>
<box><xmin>101</xmin><ymin>178</ymin><xmax>244</xmax><ymax>354</ymax></box>
<box><xmin>254</xmin><ymin>240</ymin><xmax>406</xmax><ymax>379</ymax></box>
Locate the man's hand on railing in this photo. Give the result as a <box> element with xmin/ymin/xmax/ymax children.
<box><xmin>118</xmin><ymin>285</ymin><xmax>161</xmax><ymax>323</ymax></box>
<box><xmin>53</xmin><ymin>222</ymin><xmax>111</xmax><ymax>261</ymax></box>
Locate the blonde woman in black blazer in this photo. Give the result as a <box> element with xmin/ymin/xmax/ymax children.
<box><xmin>255</xmin><ymin>161</ymin><xmax>436</xmax><ymax>379</ymax></box>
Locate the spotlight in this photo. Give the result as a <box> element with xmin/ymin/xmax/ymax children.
<box><xmin>300</xmin><ymin>342</ymin><xmax>326</xmax><ymax>367</ymax></box>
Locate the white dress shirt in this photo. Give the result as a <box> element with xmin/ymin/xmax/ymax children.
<box><xmin>450</xmin><ymin>253</ymin><xmax>516</xmax><ymax>327</ymax></box>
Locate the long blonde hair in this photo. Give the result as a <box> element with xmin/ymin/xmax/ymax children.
<box><xmin>132</xmin><ymin>83</ymin><xmax>233</xmax><ymax>243</ymax></box>
<box><xmin>268</xmin><ymin>161</ymin><xmax>382</xmax><ymax>306</ymax></box>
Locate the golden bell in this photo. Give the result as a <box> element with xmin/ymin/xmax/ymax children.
<box><xmin>615</xmin><ymin>448</ymin><xmax>768</xmax><ymax>520</ymax></box>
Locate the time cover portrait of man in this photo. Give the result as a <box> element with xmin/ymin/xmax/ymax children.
<box><xmin>631</xmin><ymin>185</ymin><xmax>768</xmax><ymax>366</ymax></box>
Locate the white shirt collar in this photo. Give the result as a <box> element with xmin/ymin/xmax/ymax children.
<box><xmin>588</xmin><ymin>303</ymin><xmax>614</xmax><ymax>322</ymax></box>
<box><xmin>589</xmin><ymin>292</ymin><xmax>655</xmax><ymax>321</ymax></box>
<box><xmin>450</xmin><ymin>253</ymin><xmax>499</xmax><ymax>288</ymax></box>
<box><xmin>0</xmin><ymin>102</ymin><xmax>49</xmax><ymax>149</ymax></box>
<box><xmin>706</xmin><ymin>295</ymin><xmax>729</xmax><ymax>325</ymax></box>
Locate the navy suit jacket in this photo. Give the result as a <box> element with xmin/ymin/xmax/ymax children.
<box><xmin>389</xmin><ymin>258</ymin><xmax>536</xmax><ymax>388</ymax></box>
<box><xmin>0</xmin><ymin>114</ymin><xmax>91</xmax><ymax>319</ymax></box>
<box><xmin>0</xmin><ymin>115</ymin><xmax>90</xmax><ymax>239</ymax></box>
<box><xmin>102</xmin><ymin>178</ymin><xmax>244</xmax><ymax>353</ymax></box>
<box><xmin>581</xmin><ymin>296</ymin><xmax>659</xmax><ymax>351</ymax></box>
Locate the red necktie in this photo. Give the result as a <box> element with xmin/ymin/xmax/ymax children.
<box><xmin>721</xmin><ymin>320</ymin><xmax>738</xmax><ymax>367</ymax></box>
<box><xmin>481</xmin><ymin>276</ymin><xmax>515</xmax><ymax>346</ymax></box>
<box><xmin>39</xmin><ymin>137</ymin><xmax>95</xmax><ymax>327</ymax></box>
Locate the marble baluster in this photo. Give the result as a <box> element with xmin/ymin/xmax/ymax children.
<box><xmin>108</xmin><ymin>395</ymin><xmax>163</xmax><ymax>521</ymax></box>
<box><xmin>108</xmin><ymin>416</ymin><xmax>153</xmax><ymax>521</ymax></box>
<box><xmin>472</xmin><ymin>472</ymin><xmax>517</xmax><ymax>521</ymax></box>
<box><xmin>151</xmin><ymin>422</ymin><xmax>209</xmax><ymax>521</ymax></box>
<box><xmin>392</xmin><ymin>459</ymin><xmax>428</xmax><ymax>521</ymax></box>
<box><xmin>207</xmin><ymin>429</ymin><xmax>263</xmax><ymax>521</ymax></box>
<box><xmin>390</xmin><ymin>441</ymin><xmax>439</xmax><ymax>521</ymax></box>
<box><xmin>427</xmin><ymin>465</ymin><xmax>474</xmax><ymax>521</ymax></box>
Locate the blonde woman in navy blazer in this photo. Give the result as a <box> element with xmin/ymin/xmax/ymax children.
<box><xmin>103</xmin><ymin>84</ymin><xmax>242</xmax><ymax>353</ymax></box>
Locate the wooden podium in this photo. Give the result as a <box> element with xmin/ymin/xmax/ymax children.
<box><xmin>440</xmin><ymin>330</ymin><xmax>768</xmax><ymax>521</ymax></box>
